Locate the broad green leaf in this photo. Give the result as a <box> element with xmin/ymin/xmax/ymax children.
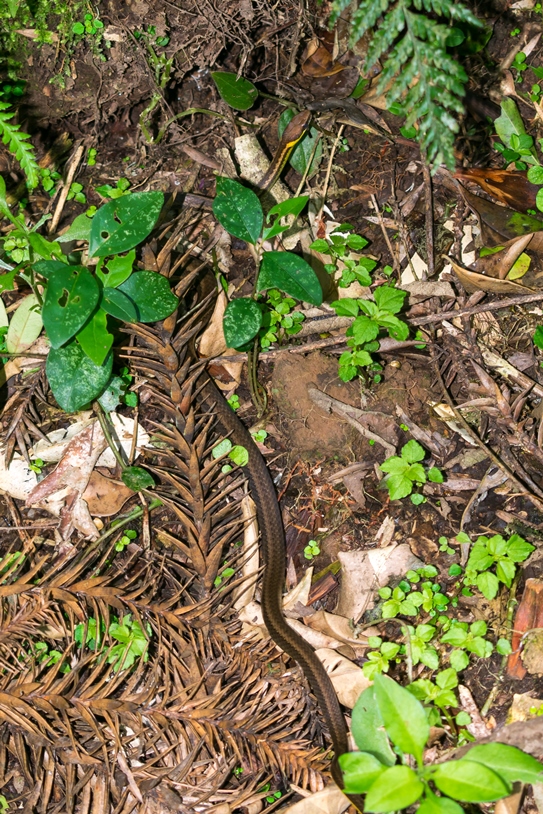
<box><xmin>495</xmin><ymin>99</ymin><xmax>538</xmax><ymax>164</ymax></box>
<box><xmin>467</xmin><ymin>542</ymin><xmax>494</xmax><ymax>572</ymax></box>
<box><xmin>432</xmin><ymin>759</ymin><xmax>510</xmax><ymax>802</ymax></box>
<box><xmin>418</xmin><ymin>792</ymin><xmax>464</xmax><ymax>814</ymax></box>
<box><xmin>97</xmin><ymin>249</ymin><xmax>135</xmax><ymax>288</ymax></box>
<box><xmin>27</xmin><ymin>232</ymin><xmax>62</xmax><ymax>260</ymax></box>
<box><xmin>223</xmin><ymin>298</ymin><xmax>262</xmax><ymax>348</ymax></box>
<box><xmin>441</xmin><ymin>627</ymin><xmax>468</xmax><ymax>647</ymax></box>
<box><xmin>351</xmin><ymin>686</ymin><xmax>396</xmax><ymax>765</ymax></box>
<box><xmin>6</xmin><ymin>293</ymin><xmax>42</xmax><ymax>353</ymax></box>
<box><xmin>212</xmin><ymin>438</ymin><xmax>233</xmax><ymax>458</ymax></box>
<box><xmin>98</xmin><ymin>375</ymin><xmax>127</xmax><ymax>412</ymax></box>
<box><xmin>463</xmin><ymin>743</ymin><xmax>543</xmax><ymax>785</ymax></box>
<box><xmin>436</xmin><ymin>668</ymin><xmax>458</xmax><ymax>690</ymax></box>
<box><xmin>476</xmin><ymin>571</ymin><xmax>500</xmax><ymax>600</ymax></box>
<box><xmin>380</xmin><ymin>456</ymin><xmax>408</xmax><ymax>475</ymax></box>
<box><xmin>42</xmin><ymin>265</ymin><xmax>100</xmax><ymax>348</ymax></box>
<box><xmin>32</xmin><ymin>259</ymin><xmax>69</xmax><ymax>279</ymax></box>
<box><xmin>406</xmin><ymin>463</ymin><xmax>426</xmax><ymax>483</ymax></box>
<box><xmin>377</xmin><ymin>313</ymin><xmax>409</xmax><ymax>340</ymax></box>
<box><xmin>373</xmin><ymin>285</ymin><xmax>407</xmax><ymax>314</ymax></box>
<box><xmin>339</xmin><ymin>752</ymin><xmax>387</xmax><ymax>794</ymax></box>
<box><xmin>213</xmin><ymin>177</ymin><xmax>263</xmax><ymax>245</ymax></box>
<box><xmin>122</xmin><ymin>466</ymin><xmax>155</xmax><ymax>491</ymax></box>
<box><xmin>118</xmin><ymin>271</ymin><xmax>178</xmax><ymax>322</ymax></box>
<box><xmin>229</xmin><ymin>445</ymin><xmax>249</xmax><ymax>466</ymax></box>
<box><xmin>89</xmin><ymin>191</ymin><xmax>164</xmax><ymax>258</ymax></box>
<box><xmin>46</xmin><ymin>341</ymin><xmax>113</xmax><ymax>412</ymax></box>
<box><xmin>0</xmin><ymin>269</ymin><xmax>18</xmax><ymax>292</ymax></box>
<box><xmin>401</xmin><ymin>440</ymin><xmax>425</xmax><ymax>463</ymax></box>
<box><xmin>428</xmin><ymin>467</ymin><xmax>444</xmax><ymax>483</ymax></box>
<box><xmin>267</xmin><ymin>196</ymin><xmax>309</xmax><ymax>221</ymax></box>
<box><xmin>258</xmin><ymin>251</ymin><xmax>322</xmax><ymax>305</ymax></box>
<box><xmin>373</xmin><ymin>675</ymin><xmax>429</xmax><ymax>763</ymax></box>
<box><xmin>387</xmin><ymin>474</ymin><xmax>414</xmax><ymax>500</ymax></box>
<box><xmin>331</xmin><ymin>298</ymin><xmax>360</xmax><ymax>317</ymax></box>
<box><xmin>76</xmin><ymin>308</ymin><xmax>113</xmax><ymax>366</ymax></box>
<box><xmin>506</xmin><ymin>535</ymin><xmax>534</xmax><ymax>562</ymax></box>
<box><xmin>278</xmin><ymin>109</ymin><xmax>323</xmax><ymax>178</ymax></box>
<box><xmin>351</xmin><ymin>315</ymin><xmax>379</xmax><ymax>344</ymax></box>
<box><xmin>496</xmin><ymin>558</ymin><xmax>516</xmax><ymax>587</ymax></box>
<box><xmin>365</xmin><ymin>765</ymin><xmax>423</xmax><ymax>812</ymax></box>
<box><xmin>101</xmin><ymin>288</ymin><xmax>138</xmax><ymax>322</ymax></box>
<box><xmin>420</xmin><ymin>648</ymin><xmax>440</xmax><ymax>670</ymax></box>
<box><xmin>211</xmin><ymin>71</ymin><xmax>258</xmax><ymax>110</ymax></box>
<box><xmin>56</xmin><ymin>212</ymin><xmax>92</xmax><ymax>242</ymax></box>
<box><xmin>497</xmin><ymin>638</ymin><xmax>512</xmax><ymax>655</ymax></box>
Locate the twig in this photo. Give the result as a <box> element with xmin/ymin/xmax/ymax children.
<box><xmin>370</xmin><ymin>194</ymin><xmax>400</xmax><ymax>273</ymax></box>
<box><xmin>422</xmin><ymin>163</ymin><xmax>434</xmax><ymax>279</ymax></box>
<box><xmin>408</xmin><ymin>291</ymin><xmax>543</xmax><ymax>326</ymax></box>
<box><xmin>49</xmin><ymin>142</ymin><xmax>86</xmax><ymax>234</ymax></box>
<box><xmin>208</xmin><ymin>337</ymin><xmax>425</xmax><ymax>365</ymax></box>
<box><xmin>317</xmin><ymin>124</ymin><xmax>345</xmax><ymax>221</ymax></box>
<box><xmin>431</xmin><ymin>344</ymin><xmax>543</xmax><ymax>514</ymax></box>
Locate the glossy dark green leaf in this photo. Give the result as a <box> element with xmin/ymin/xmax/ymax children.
<box><xmin>339</xmin><ymin>752</ymin><xmax>387</xmax><ymax>794</ymax></box>
<box><xmin>118</xmin><ymin>271</ymin><xmax>178</xmax><ymax>322</ymax></box>
<box><xmin>373</xmin><ymin>675</ymin><xmax>429</xmax><ymax>764</ymax></box>
<box><xmin>463</xmin><ymin>743</ymin><xmax>543</xmax><ymax>785</ymax></box>
<box><xmin>96</xmin><ymin>249</ymin><xmax>135</xmax><ymax>288</ymax></box>
<box><xmin>89</xmin><ymin>191</ymin><xmax>164</xmax><ymax>258</ymax></box>
<box><xmin>432</xmin><ymin>759</ymin><xmax>509</xmax><ymax>802</ymax></box>
<box><xmin>56</xmin><ymin>212</ymin><xmax>92</xmax><ymax>243</ymax></box>
<box><xmin>213</xmin><ymin>177</ymin><xmax>263</xmax><ymax>245</ymax></box>
<box><xmin>211</xmin><ymin>71</ymin><xmax>258</xmax><ymax>110</ymax></box>
<box><xmin>33</xmin><ymin>259</ymin><xmax>70</xmax><ymax>279</ymax></box>
<box><xmin>258</xmin><ymin>251</ymin><xmax>322</xmax><ymax>305</ymax></box>
<box><xmin>365</xmin><ymin>765</ymin><xmax>423</xmax><ymax>813</ymax></box>
<box><xmin>46</xmin><ymin>341</ymin><xmax>113</xmax><ymax>412</ymax></box>
<box><xmin>42</xmin><ymin>265</ymin><xmax>100</xmax><ymax>348</ymax></box>
<box><xmin>76</xmin><ymin>308</ymin><xmax>113</xmax><ymax>366</ymax></box>
<box><xmin>122</xmin><ymin>466</ymin><xmax>155</xmax><ymax>491</ymax></box>
<box><xmin>351</xmin><ymin>686</ymin><xmax>396</xmax><ymax>766</ymax></box>
<box><xmin>102</xmin><ymin>288</ymin><xmax>138</xmax><ymax>322</ymax></box>
<box><xmin>223</xmin><ymin>298</ymin><xmax>262</xmax><ymax>348</ymax></box>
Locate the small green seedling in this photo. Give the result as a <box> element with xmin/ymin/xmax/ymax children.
<box><xmin>115</xmin><ymin>528</ymin><xmax>137</xmax><ymax>552</ymax></box>
<box><xmin>212</xmin><ymin>437</ymin><xmax>249</xmax><ymax>474</ymax></box>
<box><xmin>260</xmin><ymin>288</ymin><xmax>305</xmax><ymax>348</ymax></box>
<box><xmin>29</xmin><ymin>457</ymin><xmax>44</xmax><ymax>474</ymax></box>
<box><xmin>74</xmin><ymin>614</ymin><xmax>151</xmax><ymax>673</ymax></box>
<box><xmin>304</xmin><ymin>539</ymin><xmax>321</xmax><ymax>560</ymax></box>
<box><xmin>227</xmin><ymin>394</ymin><xmax>240</xmax><ymax>410</ymax></box>
<box><xmin>332</xmin><ymin>287</ymin><xmax>409</xmax><ymax>382</ymax></box>
<box><xmin>310</xmin><ymin>226</ymin><xmax>377</xmax><ymax>289</ymax></box>
<box><xmin>95</xmin><ymin>177</ymin><xmax>131</xmax><ymax>199</ymax></box>
<box><xmin>340</xmin><ymin>675</ymin><xmax>543</xmax><ymax>813</ymax></box>
<box><xmin>461</xmin><ymin>533</ymin><xmax>534</xmax><ymax>600</ymax></box>
<box><xmin>214</xmin><ymin>565</ymin><xmax>236</xmax><ymax>587</ymax></box>
<box><xmin>380</xmin><ymin>440</ymin><xmax>443</xmax><ymax>502</ymax></box>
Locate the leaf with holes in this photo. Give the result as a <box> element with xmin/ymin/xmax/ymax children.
<box><xmin>46</xmin><ymin>340</ymin><xmax>113</xmax><ymax>412</ymax></box>
<box><xmin>258</xmin><ymin>251</ymin><xmax>322</xmax><ymax>305</ymax></box>
<box><xmin>76</xmin><ymin>308</ymin><xmax>113</xmax><ymax>366</ymax></box>
<box><xmin>89</xmin><ymin>191</ymin><xmax>164</xmax><ymax>258</ymax></box>
<box><xmin>5</xmin><ymin>293</ymin><xmax>42</xmax><ymax>352</ymax></box>
<box><xmin>118</xmin><ymin>271</ymin><xmax>178</xmax><ymax>322</ymax></box>
<box><xmin>41</xmin><ymin>265</ymin><xmax>100</xmax><ymax>348</ymax></box>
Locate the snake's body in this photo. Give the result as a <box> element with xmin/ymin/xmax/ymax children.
<box><xmin>200</xmin><ymin>375</ymin><xmax>364</xmax><ymax>812</ymax></box>
<box><xmin>194</xmin><ymin>116</ymin><xmax>365</xmax><ymax>809</ymax></box>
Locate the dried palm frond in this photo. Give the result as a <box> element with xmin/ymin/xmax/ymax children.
<box><xmin>0</xmin><ymin>295</ymin><xmax>331</xmax><ymax>811</ymax></box>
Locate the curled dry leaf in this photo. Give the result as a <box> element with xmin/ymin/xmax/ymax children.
<box><xmin>281</xmin><ymin>785</ymin><xmax>351</xmax><ymax>814</ymax></box>
<box><xmin>305</xmin><ymin>610</ymin><xmax>370</xmax><ymax>658</ymax></box>
<box><xmin>317</xmin><ymin>648</ymin><xmax>371</xmax><ymax>709</ymax></box>
<box><xmin>447</xmin><ymin>256</ymin><xmax>534</xmax><ymax>295</ymax></box>
<box><xmin>336</xmin><ymin>544</ymin><xmax>424</xmax><ymax>621</ymax></box>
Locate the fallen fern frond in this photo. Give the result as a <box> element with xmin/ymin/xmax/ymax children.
<box><xmin>330</xmin><ymin>0</ymin><xmax>482</xmax><ymax>170</ymax></box>
<box><xmin>0</xmin><ymin>101</ymin><xmax>39</xmax><ymax>189</ymax></box>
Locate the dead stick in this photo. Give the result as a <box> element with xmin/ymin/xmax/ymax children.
<box><xmin>423</xmin><ymin>163</ymin><xmax>434</xmax><ymax>279</ymax></box>
<box><xmin>408</xmin><ymin>291</ymin><xmax>543</xmax><ymax>326</ymax></box>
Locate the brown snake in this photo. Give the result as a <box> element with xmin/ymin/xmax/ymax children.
<box><xmin>199</xmin><ymin>371</ymin><xmax>364</xmax><ymax>811</ymax></box>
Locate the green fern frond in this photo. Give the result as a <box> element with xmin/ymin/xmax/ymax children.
<box><xmin>330</xmin><ymin>0</ymin><xmax>482</xmax><ymax>170</ymax></box>
<box><xmin>0</xmin><ymin>101</ymin><xmax>40</xmax><ymax>189</ymax></box>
